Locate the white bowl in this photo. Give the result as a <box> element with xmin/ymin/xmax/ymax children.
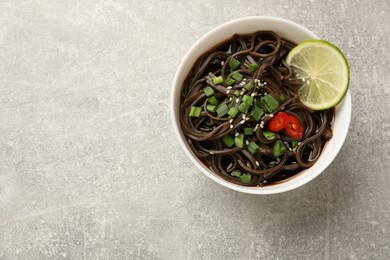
<box><xmin>171</xmin><ymin>16</ymin><xmax>351</xmax><ymax>194</ymax></box>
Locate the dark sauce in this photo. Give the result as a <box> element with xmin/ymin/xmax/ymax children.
<box><xmin>181</xmin><ymin>33</ymin><xmax>297</xmax><ymax>95</ymax></box>
<box><xmin>263</xmin><ymin>108</ymin><xmax>335</xmax><ymax>186</ymax></box>
<box><xmin>190</xmin><ymin>109</ymin><xmax>335</xmax><ymax>187</ymax></box>
<box><xmin>181</xmin><ymin>32</ymin><xmax>335</xmax><ymax>187</ymax></box>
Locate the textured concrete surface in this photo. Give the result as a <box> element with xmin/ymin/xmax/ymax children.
<box><xmin>0</xmin><ymin>0</ymin><xmax>389</xmax><ymax>259</ymax></box>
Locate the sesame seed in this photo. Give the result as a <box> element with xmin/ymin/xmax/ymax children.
<box><xmin>298</xmin><ymin>142</ymin><xmax>302</xmax><ymax>145</ymax></box>
<box><xmin>255</xmin><ymin>161</ymin><xmax>260</xmax><ymax>166</ymax></box>
<box><xmin>245</xmin><ymin>140</ymin><xmax>249</xmax><ymax>145</ymax></box>
<box><xmin>221</xmin><ymin>61</ymin><xmax>224</xmax><ymax>66</ymax></box>
<box><xmin>226</xmin><ymin>90</ymin><xmax>231</xmax><ymax>94</ymax></box>
<box><xmin>251</xmin><ymin>93</ymin><xmax>256</xmax><ymax>97</ymax></box>
<box><xmin>281</xmin><ymin>107</ymin><xmax>285</xmax><ymax>110</ymax></box>
<box><xmin>229</xmin><ymin>97</ymin><xmax>232</xmax><ymax>101</ymax></box>
<box><xmin>263</xmin><ymin>180</ymin><xmax>268</xmax><ymax>183</ymax></box>
<box><xmin>210</xmin><ymin>151</ymin><xmax>214</xmax><ymax>155</ymax></box>
<box><xmin>245</xmin><ymin>117</ymin><xmax>250</xmax><ymax>121</ymax></box>
<box><xmin>230</xmin><ymin>124</ymin><xmax>233</xmax><ymax>129</ymax></box>
<box><xmin>288</xmin><ymin>148</ymin><xmax>292</xmax><ymax>151</ymax></box>
<box><xmin>260</xmin><ymin>124</ymin><xmax>264</xmax><ymax>128</ymax></box>
<box><xmin>264</xmin><ymin>82</ymin><xmax>267</xmax><ymax>85</ymax></box>
<box><xmin>269</xmin><ymin>114</ymin><xmax>274</xmax><ymax>118</ymax></box>
<box><xmin>229</xmin><ymin>119</ymin><xmax>233</xmax><ymax>123</ymax></box>
<box><xmin>235</xmin><ymin>132</ymin><xmax>239</xmax><ymax>137</ymax></box>
<box><xmin>227</xmin><ymin>86</ymin><xmax>233</xmax><ymax>90</ymax></box>
<box><xmin>240</xmin><ymin>120</ymin><xmax>245</xmax><ymax>124</ymax></box>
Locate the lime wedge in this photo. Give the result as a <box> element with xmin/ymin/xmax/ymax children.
<box><xmin>286</xmin><ymin>39</ymin><xmax>350</xmax><ymax>110</ymax></box>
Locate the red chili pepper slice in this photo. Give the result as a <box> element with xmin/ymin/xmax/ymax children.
<box><xmin>284</xmin><ymin>115</ymin><xmax>303</xmax><ymax>140</ymax></box>
<box><xmin>268</xmin><ymin>112</ymin><xmax>288</xmax><ymax>132</ymax></box>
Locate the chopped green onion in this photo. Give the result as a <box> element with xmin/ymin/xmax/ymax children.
<box><xmin>292</xmin><ymin>141</ymin><xmax>298</xmax><ymax>149</ymax></box>
<box><xmin>250</xmin><ymin>106</ymin><xmax>264</xmax><ymax>121</ymax></box>
<box><xmin>244</xmin><ymin>128</ymin><xmax>253</xmax><ymax>135</ymax></box>
<box><xmin>235</xmin><ymin>133</ymin><xmax>244</xmax><ymax>148</ymax></box>
<box><xmin>248</xmin><ymin>63</ymin><xmax>258</xmax><ymax>73</ymax></box>
<box><xmin>222</xmin><ymin>134</ymin><xmax>235</xmax><ymax>148</ymax></box>
<box><xmin>228</xmin><ymin>57</ymin><xmax>241</xmax><ymax>69</ymax></box>
<box><xmin>206</xmin><ymin>104</ymin><xmax>217</xmax><ymax>113</ymax></box>
<box><xmin>255</xmin><ymin>98</ymin><xmax>262</xmax><ymax>108</ymax></box>
<box><xmin>231</xmin><ymin>96</ymin><xmax>237</xmax><ymax>106</ymax></box>
<box><xmin>212</xmin><ymin>76</ymin><xmax>224</xmax><ymax>85</ymax></box>
<box><xmin>203</xmin><ymin>86</ymin><xmax>214</xmax><ymax>97</ymax></box>
<box><xmin>279</xmin><ymin>94</ymin><xmax>286</xmax><ymax>103</ymax></box>
<box><xmin>231</xmin><ymin>170</ymin><xmax>242</xmax><ymax>178</ymax></box>
<box><xmin>238</xmin><ymin>102</ymin><xmax>250</xmax><ymax>113</ymax></box>
<box><xmin>228</xmin><ymin>107</ymin><xmax>239</xmax><ymax>118</ymax></box>
<box><xmin>247</xmin><ymin>141</ymin><xmax>259</xmax><ymax>154</ymax></box>
<box><xmin>217</xmin><ymin>103</ymin><xmax>229</xmax><ymax>117</ymax></box>
<box><xmin>208</xmin><ymin>96</ymin><xmax>218</xmax><ymax>106</ymax></box>
<box><xmin>262</xmin><ymin>130</ymin><xmax>276</xmax><ymax>140</ymax></box>
<box><xmin>232</xmin><ymin>72</ymin><xmax>243</xmax><ymax>81</ymax></box>
<box><xmin>225</xmin><ymin>77</ymin><xmax>235</xmax><ymax>86</ymax></box>
<box><xmin>189</xmin><ymin>106</ymin><xmax>202</xmax><ymax>117</ymax></box>
<box><xmin>261</xmin><ymin>94</ymin><xmax>280</xmax><ymax>112</ymax></box>
<box><xmin>233</xmin><ymin>90</ymin><xmax>240</xmax><ymax>97</ymax></box>
<box><xmin>244</xmin><ymin>82</ymin><xmax>254</xmax><ymax>91</ymax></box>
<box><xmin>240</xmin><ymin>173</ymin><xmax>252</xmax><ymax>184</ymax></box>
<box><xmin>242</xmin><ymin>95</ymin><xmax>254</xmax><ymax>105</ymax></box>
<box><xmin>273</xmin><ymin>140</ymin><xmax>286</xmax><ymax>157</ymax></box>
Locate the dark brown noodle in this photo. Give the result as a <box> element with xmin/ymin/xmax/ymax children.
<box><xmin>180</xmin><ymin>31</ymin><xmax>334</xmax><ymax>187</ymax></box>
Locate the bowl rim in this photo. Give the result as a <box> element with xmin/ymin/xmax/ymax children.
<box><xmin>171</xmin><ymin>16</ymin><xmax>352</xmax><ymax>194</ymax></box>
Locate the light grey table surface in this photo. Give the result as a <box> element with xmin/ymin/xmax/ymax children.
<box><xmin>0</xmin><ymin>0</ymin><xmax>389</xmax><ymax>259</ymax></box>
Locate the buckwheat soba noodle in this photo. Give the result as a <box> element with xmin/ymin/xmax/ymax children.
<box><xmin>180</xmin><ymin>31</ymin><xmax>334</xmax><ymax>186</ymax></box>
